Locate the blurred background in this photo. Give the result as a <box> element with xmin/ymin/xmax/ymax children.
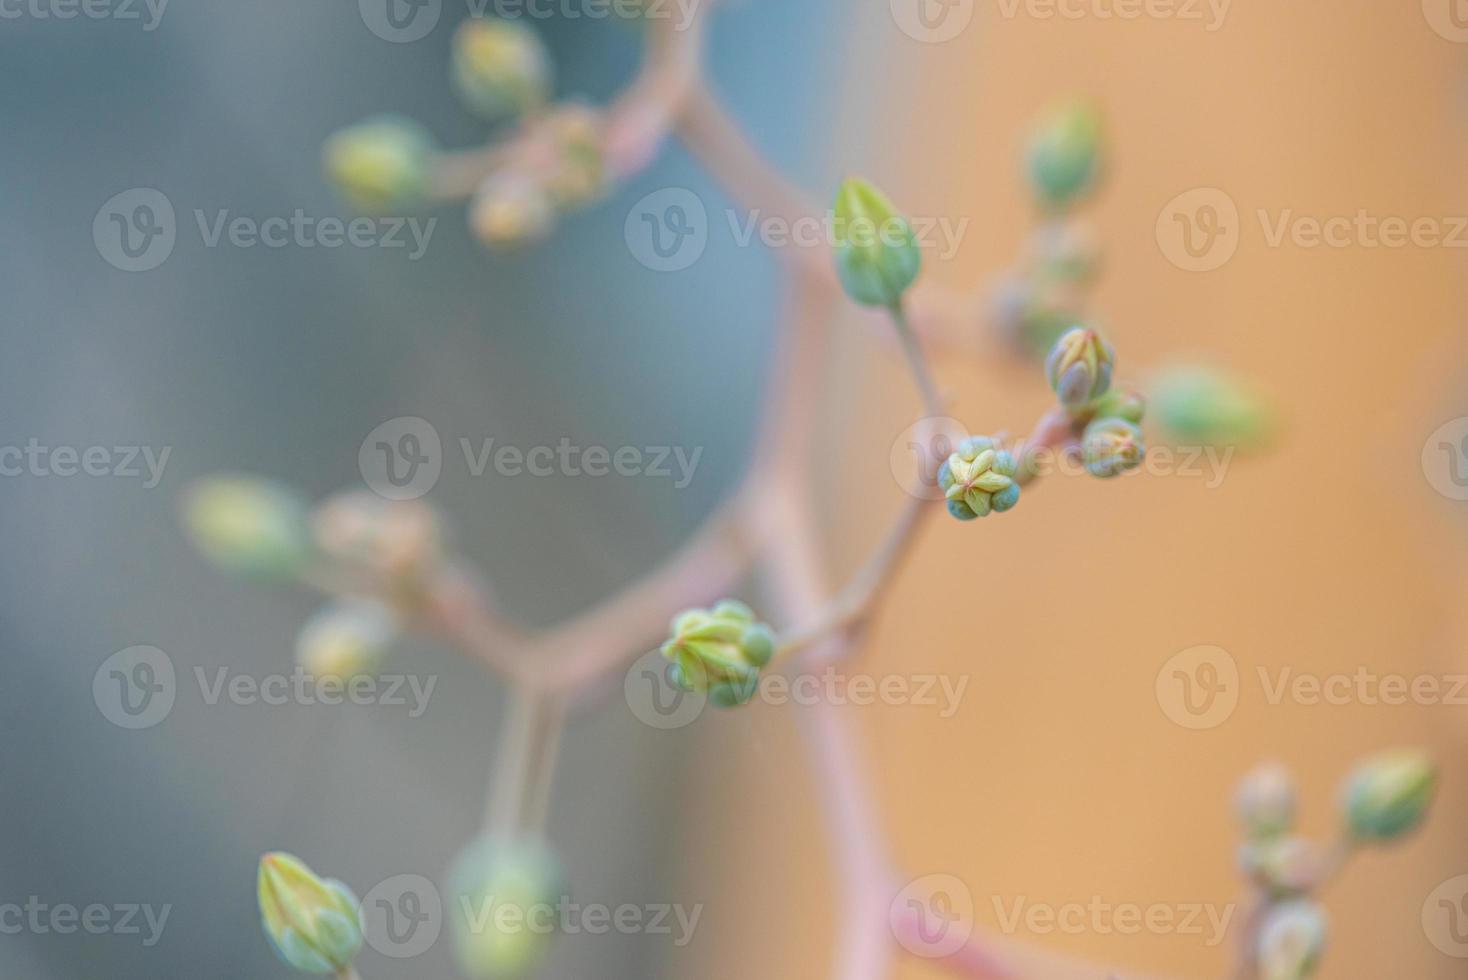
<box><xmin>2</xmin><ymin>1</ymin><xmax>1467</xmax><ymax>978</ymax></box>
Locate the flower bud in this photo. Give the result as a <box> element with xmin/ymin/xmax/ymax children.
<box><xmin>323</xmin><ymin>115</ymin><xmax>435</xmax><ymax>213</ymax></box>
<box><xmin>1234</xmin><ymin>761</ymin><xmax>1296</xmax><ymax>840</ymax></box>
<box><xmin>1044</xmin><ymin>326</ymin><xmax>1114</xmax><ymax>409</ymax></box>
<box><xmin>184</xmin><ymin>477</ymin><xmax>311</xmax><ymax>580</ymax></box>
<box><xmin>448</xmin><ymin>836</ymin><xmax>565</xmax><ymax>980</ymax></box>
<box><xmin>1150</xmin><ymin>364</ymin><xmax>1273</xmax><ymax>451</ymax></box>
<box><xmin>1027</xmin><ymin>100</ymin><xmax>1103</xmax><ymax>210</ymax></box>
<box><xmin>1257</xmin><ymin>900</ymin><xmax>1327</xmax><ymax>980</ymax></box>
<box><xmin>832</xmin><ymin>177</ymin><xmax>921</xmax><ymax>308</ymax></box>
<box><xmin>296</xmin><ymin>601</ymin><xmax>396</xmax><ymax>681</ymax></box>
<box><xmin>661</xmin><ymin>600</ymin><xmax>775</xmax><ymax>708</ymax></box>
<box><xmin>1341</xmin><ymin>749</ymin><xmax>1437</xmax><ymax>844</ymax></box>
<box><xmin>1081</xmin><ymin>417</ymin><xmax>1144</xmax><ymax>478</ymax></box>
<box><xmin>451</xmin><ymin>18</ymin><xmax>552</xmax><ymax>121</ymax></box>
<box><xmin>1090</xmin><ymin>387</ymin><xmax>1147</xmax><ymax>425</ymax></box>
<box><xmin>938</xmin><ymin>436</ymin><xmax>1020</xmax><ymax>521</ymax></box>
<box><xmin>541</xmin><ymin>104</ymin><xmax>607</xmax><ymax>208</ymax></box>
<box><xmin>470</xmin><ymin>172</ymin><xmax>556</xmax><ymax>248</ymax></box>
<box><xmin>1237</xmin><ymin>836</ymin><xmax>1318</xmax><ymax>898</ymax></box>
<box><xmin>311</xmin><ymin>491</ymin><xmax>441</xmax><ymax>582</ymax></box>
<box><xmin>258</xmin><ymin>852</ymin><xmax>363</xmax><ymax>975</ymax></box>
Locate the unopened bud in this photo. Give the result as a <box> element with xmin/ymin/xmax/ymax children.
<box><xmin>1027</xmin><ymin>100</ymin><xmax>1103</xmax><ymax>210</ymax></box>
<box><xmin>470</xmin><ymin>172</ymin><xmax>556</xmax><ymax>248</ymax></box>
<box><xmin>1045</xmin><ymin>326</ymin><xmax>1114</xmax><ymax>409</ymax></box>
<box><xmin>1081</xmin><ymin>417</ymin><xmax>1144</xmax><ymax>478</ymax></box>
<box><xmin>258</xmin><ymin>852</ymin><xmax>363</xmax><ymax>975</ymax></box>
<box><xmin>1234</xmin><ymin>761</ymin><xmax>1296</xmax><ymax>840</ymax></box>
<box><xmin>311</xmin><ymin>491</ymin><xmax>441</xmax><ymax>582</ymax></box>
<box><xmin>938</xmin><ymin>436</ymin><xmax>1020</xmax><ymax>520</ymax></box>
<box><xmin>451</xmin><ymin>18</ymin><xmax>552</xmax><ymax>121</ymax></box>
<box><xmin>1341</xmin><ymin>749</ymin><xmax>1436</xmax><ymax>844</ymax></box>
<box><xmin>1257</xmin><ymin>900</ymin><xmax>1327</xmax><ymax>980</ymax></box>
<box><xmin>323</xmin><ymin>115</ymin><xmax>435</xmax><ymax>213</ymax></box>
<box><xmin>184</xmin><ymin>476</ymin><xmax>311</xmax><ymax>580</ymax></box>
<box><xmin>832</xmin><ymin>177</ymin><xmax>921</xmax><ymax>308</ymax></box>
<box><xmin>296</xmin><ymin>601</ymin><xmax>396</xmax><ymax>680</ymax></box>
<box><xmin>1149</xmin><ymin>364</ymin><xmax>1273</xmax><ymax>450</ymax></box>
<box><xmin>448</xmin><ymin>836</ymin><xmax>565</xmax><ymax>980</ymax></box>
<box><xmin>661</xmin><ymin>600</ymin><xmax>775</xmax><ymax>708</ymax></box>
<box><xmin>1237</xmin><ymin>836</ymin><xmax>1318</xmax><ymax>898</ymax></box>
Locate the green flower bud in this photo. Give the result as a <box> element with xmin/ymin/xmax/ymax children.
<box><xmin>296</xmin><ymin>601</ymin><xmax>396</xmax><ymax>681</ymax></box>
<box><xmin>323</xmin><ymin>115</ymin><xmax>435</xmax><ymax>213</ymax></box>
<box><xmin>258</xmin><ymin>852</ymin><xmax>363</xmax><ymax>975</ymax></box>
<box><xmin>660</xmin><ymin>600</ymin><xmax>774</xmax><ymax>708</ymax></box>
<box><xmin>1234</xmin><ymin>761</ymin><xmax>1296</xmax><ymax>840</ymax></box>
<box><xmin>1237</xmin><ymin>836</ymin><xmax>1317</xmax><ymax>898</ymax></box>
<box><xmin>1091</xmin><ymin>387</ymin><xmax>1146</xmax><ymax>425</ymax></box>
<box><xmin>1257</xmin><ymin>900</ymin><xmax>1327</xmax><ymax>980</ymax></box>
<box><xmin>541</xmin><ymin>104</ymin><xmax>607</xmax><ymax>209</ymax></box>
<box><xmin>470</xmin><ymin>172</ymin><xmax>556</xmax><ymax>248</ymax></box>
<box><xmin>832</xmin><ymin>177</ymin><xmax>921</xmax><ymax>308</ymax></box>
<box><xmin>1341</xmin><ymin>750</ymin><xmax>1437</xmax><ymax>844</ymax></box>
<box><xmin>312</xmin><ymin>491</ymin><xmax>442</xmax><ymax>581</ymax></box>
<box><xmin>1149</xmin><ymin>364</ymin><xmax>1273</xmax><ymax>450</ymax></box>
<box><xmin>1045</xmin><ymin>326</ymin><xmax>1114</xmax><ymax>409</ymax></box>
<box><xmin>938</xmin><ymin>436</ymin><xmax>1020</xmax><ymax>520</ymax></box>
<box><xmin>183</xmin><ymin>476</ymin><xmax>311</xmax><ymax>580</ymax></box>
<box><xmin>1027</xmin><ymin>100</ymin><xmax>1103</xmax><ymax>210</ymax></box>
<box><xmin>1082</xmin><ymin>417</ymin><xmax>1145</xmax><ymax>478</ymax></box>
<box><xmin>451</xmin><ymin>18</ymin><xmax>552</xmax><ymax>121</ymax></box>
<box><xmin>448</xmin><ymin>836</ymin><xmax>565</xmax><ymax>980</ymax></box>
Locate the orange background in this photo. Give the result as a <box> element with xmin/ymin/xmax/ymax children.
<box><xmin>678</xmin><ymin>2</ymin><xmax>1468</xmax><ymax>977</ymax></box>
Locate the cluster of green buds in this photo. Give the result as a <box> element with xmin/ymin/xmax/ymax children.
<box><xmin>992</xmin><ymin>101</ymin><xmax>1105</xmax><ymax>355</ymax></box>
<box><xmin>1230</xmin><ymin>752</ymin><xmax>1436</xmax><ymax>978</ymax></box>
<box><xmin>257</xmin><ymin>853</ymin><xmax>363</xmax><ymax>975</ymax></box>
<box><xmin>324</xmin><ymin>17</ymin><xmax>610</xmax><ymax>250</ymax></box>
<box><xmin>660</xmin><ymin>600</ymin><xmax>775</xmax><ymax>708</ymax></box>
<box><xmin>938</xmin><ymin>436</ymin><xmax>1020</xmax><ymax>521</ymax></box>
<box><xmin>1040</xmin><ymin>327</ymin><xmax>1147</xmax><ymax>479</ymax></box>
<box><xmin>448</xmin><ymin>836</ymin><xmax>566</xmax><ymax>980</ymax></box>
<box><xmin>832</xmin><ymin>177</ymin><xmax>921</xmax><ymax>309</ymax></box>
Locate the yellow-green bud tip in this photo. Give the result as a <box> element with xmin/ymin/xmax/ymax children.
<box><xmin>323</xmin><ymin>115</ymin><xmax>435</xmax><ymax>213</ymax></box>
<box><xmin>451</xmin><ymin>18</ymin><xmax>553</xmax><ymax>122</ymax></box>
<box><xmin>183</xmin><ymin>476</ymin><xmax>311</xmax><ymax>580</ymax></box>
<box><xmin>1341</xmin><ymin>749</ymin><xmax>1437</xmax><ymax>844</ymax></box>
<box><xmin>832</xmin><ymin>177</ymin><xmax>921</xmax><ymax>308</ymax></box>
<box><xmin>258</xmin><ymin>852</ymin><xmax>363</xmax><ymax>974</ymax></box>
